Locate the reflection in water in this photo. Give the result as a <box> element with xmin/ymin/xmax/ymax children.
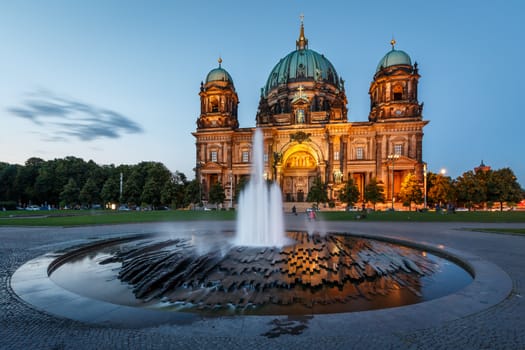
<box><xmin>49</xmin><ymin>232</ymin><xmax>472</xmax><ymax>315</ymax></box>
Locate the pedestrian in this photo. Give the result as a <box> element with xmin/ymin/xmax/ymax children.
<box><xmin>292</xmin><ymin>205</ymin><xmax>297</xmax><ymax>215</ymax></box>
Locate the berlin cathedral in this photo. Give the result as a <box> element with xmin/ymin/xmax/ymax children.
<box><xmin>193</xmin><ymin>20</ymin><xmax>428</xmax><ymax>207</ymax></box>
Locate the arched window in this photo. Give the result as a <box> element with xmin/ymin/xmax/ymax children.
<box><xmin>393</xmin><ymin>85</ymin><xmax>403</xmax><ymax>101</ymax></box>
<box><xmin>296</xmin><ymin>109</ymin><xmax>305</xmax><ymax>124</ymax></box>
<box><xmin>210</xmin><ymin>97</ymin><xmax>219</xmax><ymax>112</ymax></box>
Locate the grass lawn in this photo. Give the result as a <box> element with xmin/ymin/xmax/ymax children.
<box><xmin>1</xmin><ymin>209</ymin><xmax>525</xmax><ymax>226</ymax></box>
<box><xmin>469</xmin><ymin>228</ymin><xmax>525</xmax><ymax>235</ymax></box>
<box><xmin>0</xmin><ymin>209</ymin><xmax>235</xmax><ymax>226</ymax></box>
<box><xmin>318</xmin><ymin>210</ymin><xmax>525</xmax><ymax>223</ymax></box>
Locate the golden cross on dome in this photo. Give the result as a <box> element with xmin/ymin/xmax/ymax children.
<box><xmin>218</xmin><ymin>56</ymin><xmax>223</xmax><ymax>67</ymax></box>
<box><xmin>390</xmin><ymin>38</ymin><xmax>396</xmax><ymax>49</ymax></box>
<box><xmin>300</xmin><ymin>13</ymin><xmax>304</xmax><ymax>24</ymax></box>
<box><xmin>298</xmin><ymin>85</ymin><xmax>305</xmax><ymax>98</ymax></box>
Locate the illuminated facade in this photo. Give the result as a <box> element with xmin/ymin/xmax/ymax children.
<box><xmin>193</xmin><ymin>21</ymin><xmax>428</xmax><ymax>206</ymax></box>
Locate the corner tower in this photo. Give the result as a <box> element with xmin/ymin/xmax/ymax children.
<box><xmin>369</xmin><ymin>40</ymin><xmax>423</xmax><ymax>122</ymax></box>
<box><xmin>197</xmin><ymin>58</ymin><xmax>239</xmax><ymax>130</ymax></box>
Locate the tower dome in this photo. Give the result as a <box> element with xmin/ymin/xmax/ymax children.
<box><xmin>376</xmin><ymin>39</ymin><xmax>412</xmax><ymax>72</ymax></box>
<box><xmin>263</xmin><ymin>21</ymin><xmax>342</xmax><ymax>97</ymax></box>
<box><xmin>206</xmin><ymin>58</ymin><xmax>233</xmax><ymax>83</ymax></box>
<box><xmin>198</xmin><ymin>57</ymin><xmax>239</xmax><ymax>130</ymax></box>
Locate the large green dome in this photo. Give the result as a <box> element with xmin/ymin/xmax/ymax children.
<box><xmin>262</xmin><ymin>21</ymin><xmax>342</xmax><ymax>97</ymax></box>
<box><xmin>263</xmin><ymin>48</ymin><xmax>341</xmax><ymax>96</ymax></box>
<box><xmin>376</xmin><ymin>47</ymin><xmax>412</xmax><ymax>72</ymax></box>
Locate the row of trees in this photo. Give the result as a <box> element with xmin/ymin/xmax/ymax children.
<box><xmin>307</xmin><ymin>168</ymin><xmax>523</xmax><ymax>211</ymax></box>
<box><xmin>0</xmin><ymin>157</ymin><xmax>202</xmax><ymax>209</ymax></box>
<box><xmin>1</xmin><ymin>157</ymin><xmax>523</xmax><ymax>211</ymax></box>
<box><xmin>426</xmin><ymin>168</ymin><xmax>523</xmax><ymax>210</ymax></box>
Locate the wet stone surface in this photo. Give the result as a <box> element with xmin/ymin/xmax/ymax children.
<box><xmin>51</xmin><ymin>231</ymin><xmax>466</xmax><ymax>314</ymax></box>
<box><xmin>2</xmin><ymin>222</ymin><xmax>524</xmax><ymax>349</ymax></box>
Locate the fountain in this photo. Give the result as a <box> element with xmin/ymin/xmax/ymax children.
<box><xmin>235</xmin><ymin>128</ymin><xmax>287</xmax><ymax>247</ymax></box>
<box><xmin>11</xmin><ymin>129</ymin><xmax>473</xmax><ymax>319</ymax></box>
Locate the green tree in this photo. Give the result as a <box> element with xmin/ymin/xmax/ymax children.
<box><xmin>427</xmin><ymin>172</ymin><xmax>454</xmax><ymax>208</ymax></box>
<box><xmin>140</xmin><ymin>162</ymin><xmax>172</xmax><ymax>208</ymax></box>
<box><xmin>398</xmin><ymin>173</ymin><xmax>423</xmax><ymax>211</ymax></box>
<box><xmin>123</xmin><ymin>170</ymin><xmax>143</xmax><ymax>205</ymax></box>
<box><xmin>13</xmin><ymin>157</ymin><xmax>44</xmax><ymax>205</ymax></box>
<box><xmin>79</xmin><ymin>178</ymin><xmax>100</xmax><ymax>207</ymax></box>
<box><xmin>364</xmin><ymin>178</ymin><xmax>385</xmax><ymax>210</ymax></box>
<box><xmin>34</xmin><ymin>162</ymin><xmax>58</xmax><ymax>205</ymax></box>
<box><xmin>184</xmin><ymin>179</ymin><xmax>202</xmax><ymax>207</ymax></box>
<box><xmin>208</xmin><ymin>182</ymin><xmax>225</xmax><ymax>207</ymax></box>
<box><xmin>60</xmin><ymin>178</ymin><xmax>80</xmax><ymax>208</ymax></box>
<box><xmin>0</xmin><ymin>164</ymin><xmax>20</xmax><ymax>202</ymax></box>
<box><xmin>54</xmin><ymin>157</ymin><xmax>91</xmax><ymax>199</ymax></box>
<box><xmin>166</xmin><ymin>171</ymin><xmax>189</xmax><ymax>208</ymax></box>
<box><xmin>306</xmin><ymin>177</ymin><xmax>328</xmax><ymax>206</ymax></box>
<box><xmin>487</xmin><ymin>168</ymin><xmax>522</xmax><ymax>210</ymax></box>
<box><xmin>339</xmin><ymin>178</ymin><xmax>360</xmax><ymax>209</ymax></box>
<box><xmin>100</xmin><ymin>176</ymin><xmax>120</xmax><ymax>206</ymax></box>
<box><xmin>455</xmin><ymin>170</ymin><xmax>487</xmax><ymax>210</ymax></box>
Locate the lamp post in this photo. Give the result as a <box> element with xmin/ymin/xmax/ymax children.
<box><xmin>439</xmin><ymin>168</ymin><xmax>447</xmax><ymax>209</ymax></box>
<box><xmin>196</xmin><ymin>161</ymin><xmax>203</xmax><ymax>209</ymax></box>
<box><xmin>423</xmin><ymin>162</ymin><xmax>427</xmax><ymax>209</ymax></box>
<box><xmin>387</xmin><ymin>154</ymin><xmax>399</xmax><ymax>210</ymax></box>
<box><xmin>229</xmin><ymin>171</ymin><xmax>233</xmax><ymax>209</ymax></box>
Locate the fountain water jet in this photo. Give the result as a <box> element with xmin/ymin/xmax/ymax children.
<box><xmin>235</xmin><ymin>128</ymin><xmax>287</xmax><ymax>247</ymax></box>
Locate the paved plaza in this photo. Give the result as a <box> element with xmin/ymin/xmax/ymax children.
<box><xmin>1</xmin><ymin>217</ymin><xmax>525</xmax><ymax>349</ymax></box>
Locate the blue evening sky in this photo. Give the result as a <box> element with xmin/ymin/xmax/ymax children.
<box><xmin>1</xmin><ymin>1</ymin><xmax>523</xmax><ymax>184</ymax></box>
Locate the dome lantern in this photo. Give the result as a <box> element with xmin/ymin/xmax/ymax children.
<box><xmin>296</xmin><ymin>14</ymin><xmax>308</xmax><ymax>50</ymax></box>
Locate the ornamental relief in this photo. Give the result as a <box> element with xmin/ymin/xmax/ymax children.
<box><xmin>285</xmin><ymin>151</ymin><xmax>316</xmax><ymax>169</ymax></box>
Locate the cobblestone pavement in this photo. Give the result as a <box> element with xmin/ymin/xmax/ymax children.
<box><xmin>1</xmin><ymin>219</ymin><xmax>524</xmax><ymax>350</ymax></box>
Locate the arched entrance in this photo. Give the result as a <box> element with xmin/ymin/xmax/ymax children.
<box><xmin>281</xmin><ymin>146</ymin><xmax>319</xmax><ymax>202</ymax></box>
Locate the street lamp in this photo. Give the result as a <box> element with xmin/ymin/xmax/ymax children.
<box><xmin>387</xmin><ymin>154</ymin><xmax>400</xmax><ymax>210</ymax></box>
<box><xmin>229</xmin><ymin>171</ymin><xmax>233</xmax><ymax>209</ymax></box>
<box><xmin>423</xmin><ymin>162</ymin><xmax>428</xmax><ymax>209</ymax></box>
<box><xmin>439</xmin><ymin>168</ymin><xmax>447</xmax><ymax>209</ymax></box>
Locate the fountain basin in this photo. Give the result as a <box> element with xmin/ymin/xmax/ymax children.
<box><xmin>43</xmin><ymin>230</ymin><xmax>472</xmax><ymax>316</ymax></box>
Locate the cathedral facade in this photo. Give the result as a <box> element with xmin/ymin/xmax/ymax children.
<box><xmin>193</xmin><ymin>21</ymin><xmax>428</xmax><ymax>207</ymax></box>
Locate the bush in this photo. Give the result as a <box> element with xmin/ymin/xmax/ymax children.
<box><xmin>0</xmin><ymin>201</ymin><xmax>18</xmax><ymax>210</ymax></box>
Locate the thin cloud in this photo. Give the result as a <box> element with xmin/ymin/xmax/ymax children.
<box><xmin>8</xmin><ymin>91</ymin><xmax>144</xmax><ymax>142</ymax></box>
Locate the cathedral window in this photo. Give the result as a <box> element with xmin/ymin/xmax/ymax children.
<box><xmin>356</xmin><ymin>147</ymin><xmax>364</xmax><ymax>160</ymax></box>
<box><xmin>334</xmin><ymin>151</ymin><xmax>339</xmax><ymax>161</ymax></box>
<box><xmin>210</xmin><ymin>151</ymin><xmax>218</xmax><ymax>162</ymax></box>
<box><xmin>210</xmin><ymin>97</ymin><xmax>219</xmax><ymax>112</ymax></box>
<box><xmin>296</xmin><ymin>109</ymin><xmax>305</xmax><ymax>123</ymax></box>
<box><xmin>242</xmin><ymin>151</ymin><xmax>249</xmax><ymax>163</ymax></box>
<box><xmin>393</xmin><ymin>85</ymin><xmax>403</xmax><ymax>101</ymax></box>
<box><xmin>394</xmin><ymin>144</ymin><xmax>403</xmax><ymax>156</ymax></box>
<box><xmin>264</xmin><ymin>153</ymin><xmax>268</xmax><ymax>163</ymax></box>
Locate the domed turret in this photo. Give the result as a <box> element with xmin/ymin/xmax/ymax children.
<box><xmin>376</xmin><ymin>39</ymin><xmax>412</xmax><ymax>72</ymax></box>
<box><xmin>369</xmin><ymin>39</ymin><xmax>423</xmax><ymax>122</ymax></box>
<box><xmin>206</xmin><ymin>58</ymin><xmax>234</xmax><ymax>83</ymax></box>
<box><xmin>197</xmin><ymin>58</ymin><xmax>239</xmax><ymax>130</ymax></box>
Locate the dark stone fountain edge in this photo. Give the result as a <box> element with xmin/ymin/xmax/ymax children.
<box><xmin>9</xmin><ymin>231</ymin><xmax>512</xmax><ymax>331</ymax></box>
